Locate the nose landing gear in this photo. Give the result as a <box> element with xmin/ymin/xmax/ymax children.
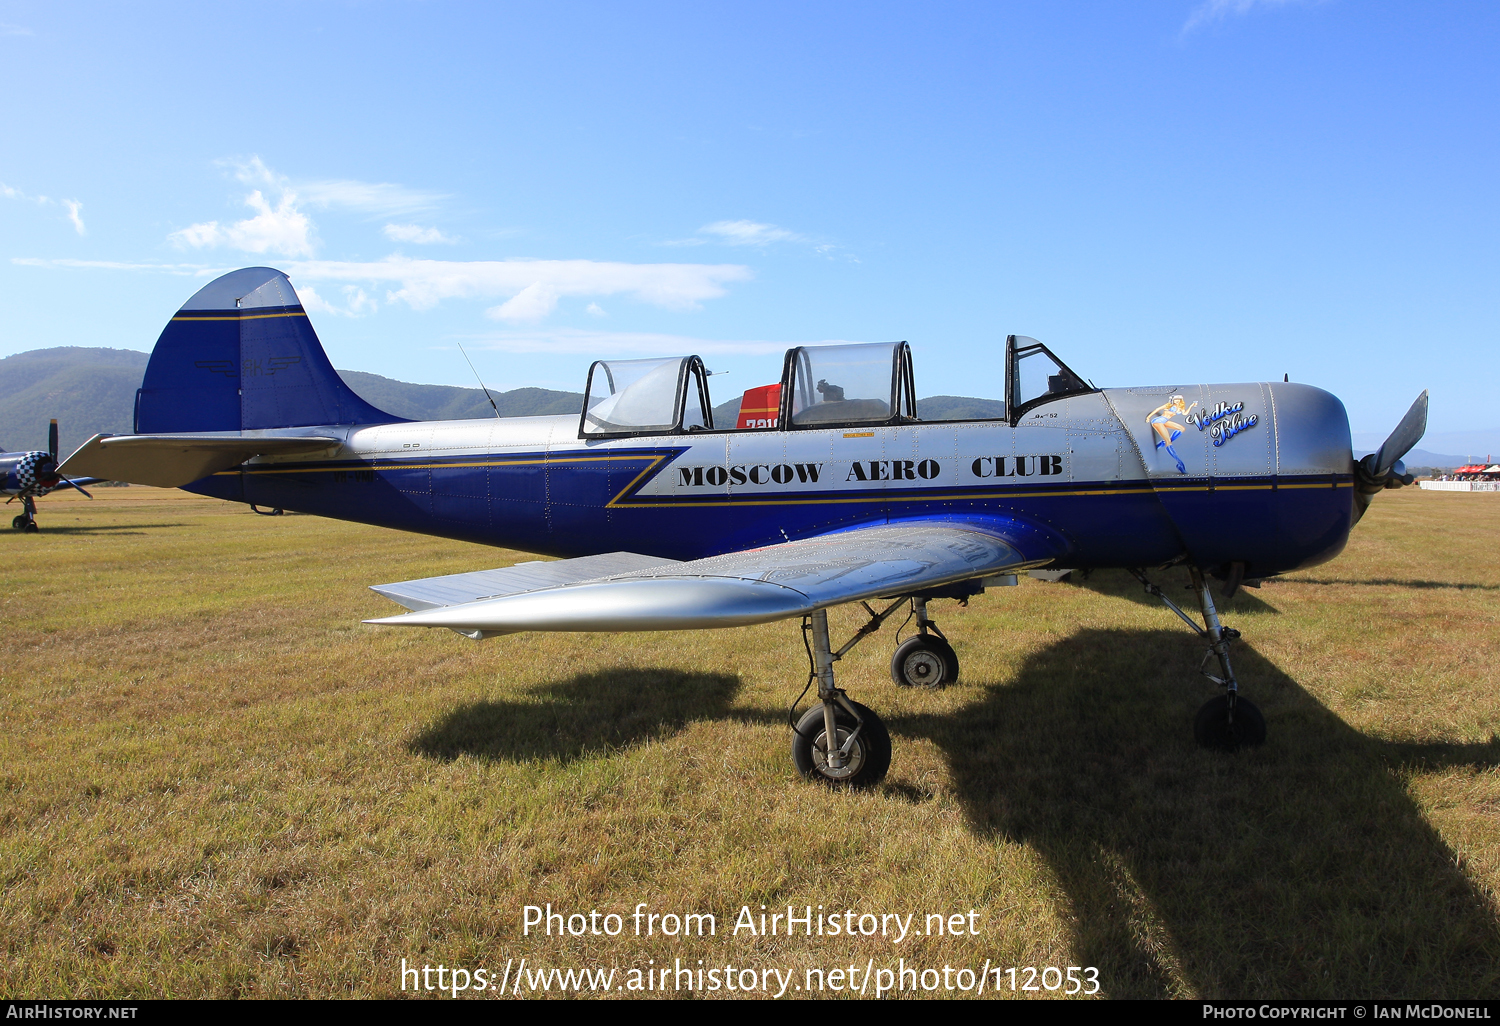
<box><xmin>1132</xmin><ymin>565</ymin><xmax>1267</xmax><ymax>751</ymax></box>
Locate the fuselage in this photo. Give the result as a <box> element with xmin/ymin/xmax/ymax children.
<box><xmin>183</xmin><ymin>380</ymin><xmax>1356</xmax><ymax>581</ymax></box>
<box><xmin>1</xmin><ymin>450</ymin><xmax>61</xmax><ymax>499</ymax></box>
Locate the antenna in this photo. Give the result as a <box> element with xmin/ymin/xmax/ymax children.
<box><xmin>457</xmin><ymin>343</ymin><xmax>501</xmax><ymax>419</ymax></box>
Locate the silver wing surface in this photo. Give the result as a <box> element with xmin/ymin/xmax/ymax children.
<box><xmin>365</xmin><ymin>520</ymin><xmax>1060</xmax><ymax>637</ymax></box>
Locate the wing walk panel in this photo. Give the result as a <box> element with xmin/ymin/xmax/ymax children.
<box><xmin>366</xmin><ymin>520</ymin><xmax>1062</xmax><ymax>636</ymax></box>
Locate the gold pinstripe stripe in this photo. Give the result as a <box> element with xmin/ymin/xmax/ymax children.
<box><xmin>171</xmin><ymin>311</ymin><xmax>309</xmax><ymax>322</ymax></box>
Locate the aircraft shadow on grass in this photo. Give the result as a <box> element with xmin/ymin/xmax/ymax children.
<box><xmin>891</xmin><ymin>627</ymin><xmax>1500</xmax><ymax>1000</ymax></box>
<box><xmin>1286</xmin><ymin>577</ymin><xmax>1500</xmax><ymax>592</ymax></box>
<box><xmin>3</xmin><ymin>522</ymin><xmax>191</xmax><ymax>536</ymax></box>
<box><xmin>405</xmin><ymin>625</ymin><xmax>1499</xmax><ymax>997</ymax></box>
<box><xmin>1068</xmin><ymin>567</ymin><xmax>1283</xmax><ymax>615</ymax></box>
<box><xmin>409</xmin><ymin>668</ymin><xmax>778</xmax><ymax>765</ymax></box>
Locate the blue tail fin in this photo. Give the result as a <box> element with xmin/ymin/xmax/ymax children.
<box><xmin>135</xmin><ymin>267</ymin><xmax>401</xmax><ymax>433</ymax></box>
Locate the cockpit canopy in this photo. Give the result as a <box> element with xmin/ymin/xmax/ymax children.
<box><xmin>576</xmin><ymin>336</ymin><xmax>1090</xmax><ymax>438</ymax></box>
<box><xmin>579</xmin><ymin>356</ymin><xmax>713</xmax><ymax>437</ymax></box>
<box><xmin>783</xmin><ymin>341</ymin><xmax>916</xmax><ymax>428</ymax></box>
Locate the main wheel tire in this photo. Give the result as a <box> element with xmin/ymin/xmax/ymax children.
<box><xmin>890</xmin><ymin>635</ymin><xmax>959</xmax><ymax>687</ymax></box>
<box><xmin>1193</xmin><ymin>694</ymin><xmax>1266</xmax><ymax>751</ymax></box>
<box><xmin>12</xmin><ymin>515</ymin><xmax>26</xmax><ymax>530</ymax></box>
<box><xmin>792</xmin><ymin>700</ymin><xmax>891</xmax><ymax>787</ymax></box>
<box><xmin>22</xmin><ymin>521</ymin><xmax>39</xmax><ymax>533</ymax></box>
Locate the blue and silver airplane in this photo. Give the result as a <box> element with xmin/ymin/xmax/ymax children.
<box><xmin>3</xmin><ymin>419</ymin><xmax>98</xmax><ymax>532</ymax></box>
<box><xmin>60</xmin><ymin>266</ymin><xmax>1427</xmax><ymax>785</ymax></box>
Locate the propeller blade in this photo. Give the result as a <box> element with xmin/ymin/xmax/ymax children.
<box><xmin>48</xmin><ymin>419</ymin><xmax>58</xmax><ymax>458</ymax></box>
<box><xmin>1373</xmin><ymin>390</ymin><xmax>1428</xmax><ymax>479</ymax></box>
<box><xmin>61</xmin><ymin>477</ymin><xmax>93</xmax><ymax>498</ymax></box>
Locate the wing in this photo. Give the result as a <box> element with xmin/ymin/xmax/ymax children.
<box><xmin>365</xmin><ymin>517</ymin><xmax>1064</xmax><ymax>637</ymax></box>
<box><xmin>59</xmin><ymin>433</ymin><xmax>341</xmax><ymax>488</ymax></box>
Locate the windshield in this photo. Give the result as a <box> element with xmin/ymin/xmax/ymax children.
<box><xmin>1009</xmin><ymin>336</ymin><xmax>1090</xmax><ymax>414</ymax></box>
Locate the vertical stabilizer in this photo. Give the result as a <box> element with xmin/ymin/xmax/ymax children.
<box><xmin>135</xmin><ymin>267</ymin><xmax>401</xmax><ymax>433</ymax></box>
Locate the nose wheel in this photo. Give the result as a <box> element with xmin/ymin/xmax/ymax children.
<box><xmin>1193</xmin><ymin>694</ymin><xmax>1266</xmax><ymax>751</ymax></box>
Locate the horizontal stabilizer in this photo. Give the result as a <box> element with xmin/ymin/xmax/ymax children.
<box><xmin>367</xmin><ymin>521</ymin><xmax>1058</xmax><ymax>636</ymax></box>
<box><xmin>59</xmin><ymin>433</ymin><xmax>340</xmax><ymax>488</ymax></box>
<box><xmin>371</xmin><ymin>551</ymin><xmax>684</xmax><ymax>611</ymax></box>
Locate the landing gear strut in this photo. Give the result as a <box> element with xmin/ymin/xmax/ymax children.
<box><xmin>1132</xmin><ymin>566</ymin><xmax>1266</xmax><ymax>751</ymax></box>
<box><xmin>791</xmin><ymin>609</ymin><xmax>892</xmax><ymax>786</ymax></box>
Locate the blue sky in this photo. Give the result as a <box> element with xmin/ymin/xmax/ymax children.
<box><xmin>2</xmin><ymin>1</ymin><xmax>1496</xmax><ymax>454</ymax></box>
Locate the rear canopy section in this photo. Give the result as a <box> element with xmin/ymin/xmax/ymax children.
<box><xmin>134</xmin><ymin>267</ymin><xmax>400</xmax><ymax>434</ymax></box>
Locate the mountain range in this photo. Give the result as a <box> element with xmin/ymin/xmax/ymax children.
<box><xmin>0</xmin><ymin>347</ymin><xmax>1474</xmax><ymax>470</ymax></box>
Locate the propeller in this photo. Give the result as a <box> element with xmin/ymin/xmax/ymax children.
<box><xmin>48</xmin><ymin>418</ymin><xmax>58</xmax><ymax>459</ymax></box>
<box><xmin>1355</xmin><ymin>390</ymin><xmax>1428</xmax><ymax>519</ymax></box>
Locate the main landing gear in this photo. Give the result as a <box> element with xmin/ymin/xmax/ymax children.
<box><xmin>789</xmin><ymin>593</ymin><xmax>968</xmax><ymax>786</ymax></box>
<box><xmin>1131</xmin><ymin>566</ymin><xmax>1267</xmax><ymax>751</ymax></box>
<box><xmin>792</xmin><ymin>609</ymin><xmax>894</xmax><ymax>787</ymax></box>
<box><xmin>10</xmin><ymin>497</ymin><xmax>39</xmax><ymax>533</ymax></box>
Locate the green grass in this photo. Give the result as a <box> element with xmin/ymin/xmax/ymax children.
<box><xmin>1</xmin><ymin>486</ymin><xmax>1496</xmax><ymax>999</ymax></box>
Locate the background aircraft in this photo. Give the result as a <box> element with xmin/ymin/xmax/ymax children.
<box><xmin>60</xmin><ymin>267</ymin><xmax>1427</xmax><ymax>785</ymax></box>
<box><xmin>2</xmin><ymin>419</ymin><xmax>99</xmax><ymax>531</ymax></box>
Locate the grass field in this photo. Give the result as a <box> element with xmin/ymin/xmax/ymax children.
<box><xmin>2</xmin><ymin>486</ymin><xmax>1497</xmax><ymax>1000</ymax></box>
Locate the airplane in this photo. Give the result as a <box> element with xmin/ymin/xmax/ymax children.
<box><xmin>58</xmin><ymin>266</ymin><xmax>1428</xmax><ymax>785</ymax></box>
<box><xmin>2</xmin><ymin>419</ymin><xmax>99</xmax><ymax>531</ymax></box>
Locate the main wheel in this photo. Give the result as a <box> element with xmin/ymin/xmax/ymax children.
<box><xmin>792</xmin><ymin>700</ymin><xmax>891</xmax><ymax>787</ymax></box>
<box><xmin>22</xmin><ymin>521</ymin><xmax>39</xmax><ymax>533</ymax></box>
<box><xmin>1193</xmin><ymin>694</ymin><xmax>1266</xmax><ymax>751</ymax></box>
<box><xmin>12</xmin><ymin>515</ymin><xmax>26</xmax><ymax>530</ymax></box>
<box><xmin>891</xmin><ymin>635</ymin><xmax>959</xmax><ymax>687</ymax></box>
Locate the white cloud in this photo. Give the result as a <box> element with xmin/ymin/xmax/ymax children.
<box><xmin>12</xmin><ymin>258</ymin><xmax>224</xmax><ymax>275</ymax></box>
<box><xmin>14</xmin><ymin>253</ymin><xmax>754</xmax><ymax>318</ymax></box>
<box><xmin>282</xmin><ymin>255</ymin><xmax>752</xmax><ymax>313</ymax></box>
<box><xmin>699</xmin><ymin>220</ymin><xmax>805</xmax><ymax>246</ymax></box>
<box><xmin>664</xmin><ymin>218</ymin><xmax>845</xmax><ymax>256</ymax></box>
<box><xmin>170</xmin><ymin>189</ymin><xmax>315</xmax><ymax>258</ymax></box>
<box><xmin>488</xmin><ymin>282</ymin><xmax>558</xmax><ymax>321</ymax></box>
<box><xmin>4</xmin><ymin>181</ymin><xmax>91</xmax><ymax>235</ymax></box>
<box><xmin>585</xmin><ymin>302</ymin><xmax>606</xmax><ymax>317</ymax></box>
<box><xmin>170</xmin><ymin>158</ymin><xmax>449</xmax><ymax>258</ymax></box>
<box><xmin>383</xmin><ymin>223</ymin><xmax>458</xmax><ymax>244</ymax></box>
<box><xmin>300</xmin><ymin>284</ymin><xmax>377</xmax><ymax>317</ymax></box>
<box><xmin>1182</xmin><ymin>0</ymin><xmax>1316</xmax><ymax>34</ymax></box>
<box><xmin>1</xmin><ymin>181</ymin><xmax>41</xmax><ymax>203</ymax></box>
<box><xmin>299</xmin><ymin>179</ymin><xmax>446</xmax><ymax>216</ymax></box>
<box><xmin>63</xmin><ymin>199</ymin><xmax>85</xmax><ymax>235</ymax></box>
<box><xmin>0</xmin><ymin>23</ymin><xmax>34</xmax><ymax>35</ymax></box>
<box><xmin>461</xmin><ymin>328</ymin><xmax>851</xmax><ymax>357</ymax></box>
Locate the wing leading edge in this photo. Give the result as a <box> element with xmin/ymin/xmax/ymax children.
<box><xmin>364</xmin><ymin>518</ymin><xmax>1065</xmax><ymax>637</ymax></box>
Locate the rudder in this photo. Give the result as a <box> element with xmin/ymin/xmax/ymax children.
<box><xmin>135</xmin><ymin>267</ymin><xmax>401</xmax><ymax>432</ymax></box>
